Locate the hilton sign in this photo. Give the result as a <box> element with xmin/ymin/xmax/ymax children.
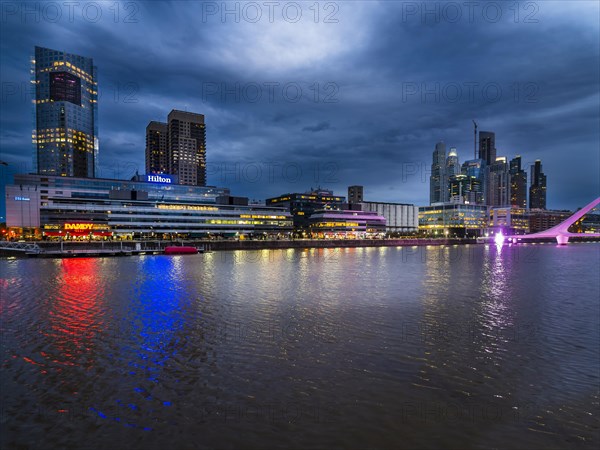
<box><xmin>147</xmin><ymin>174</ymin><xmax>173</xmax><ymax>184</ymax></box>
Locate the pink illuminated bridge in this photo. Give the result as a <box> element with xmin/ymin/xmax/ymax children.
<box><xmin>502</xmin><ymin>197</ymin><xmax>600</xmax><ymax>245</ymax></box>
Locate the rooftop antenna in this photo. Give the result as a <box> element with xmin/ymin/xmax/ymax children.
<box><xmin>472</xmin><ymin>120</ymin><xmax>478</xmax><ymax>159</ymax></box>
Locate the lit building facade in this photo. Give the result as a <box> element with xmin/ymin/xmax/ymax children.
<box><xmin>528</xmin><ymin>209</ymin><xmax>571</xmax><ymax>233</ymax></box>
<box><xmin>145</xmin><ymin>110</ymin><xmax>207</xmax><ymax>186</ymax></box>
<box><xmin>488</xmin><ymin>207</ymin><xmax>529</xmax><ymax>235</ymax></box>
<box><xmin>266</xmin><ymin>188</ymin><xmax>345</xmax><ymax>228</ymax></box>
<box><xmin>418</xmin><ymin>204</ymin><xmax>488</xmax><ymax>237</ymax></box>
<box><xmin>509</xmin><ymin>156</ymin><xmax>527</xmax><ymax>208</ymax></box>
<box><xmin>459</xmin><ymin>158</ymin><xmax>486</xmax><ymax>205</ymax></box>
<box><xmin>32</xmin><ymin>46</ymin><xmax>98</xmax><ymax>178</ymax></box>
<box><xmin>167</xmin><ymin>110</ymin><xmax>206</xmax><ymax>186</ymax></box>
<box><xmin>307</xmin><ymin>209</ymin><xmax>387</xmax><ymax>238</ymax></box>
<box><xmin>6</xmin><ymin>174</ymin><xmax>292</xmax><ymax>239</ymax></box>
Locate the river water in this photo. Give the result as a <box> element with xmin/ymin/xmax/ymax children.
<box><xmin>1</xmin><ymin>243</ymin><xmax>599</xmax><ymax>449</ymax></box>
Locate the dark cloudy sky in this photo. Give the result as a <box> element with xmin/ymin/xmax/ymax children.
<box><xmin>1</xmin><ymin>1</ymin><xmax>599</xmax><ymax>215</ymax></box>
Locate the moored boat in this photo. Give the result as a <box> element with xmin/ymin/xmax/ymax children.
<box><xmin>164</xmin><ymin>246</ymin><xmax>198</xmax><ymax>255</ymax></box>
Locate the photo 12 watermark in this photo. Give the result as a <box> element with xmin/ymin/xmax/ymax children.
<box><xmin>201</xmin><ymin>1</ymin><xmax>340</xmax><ymax>24</ymax></box>
<box><xmin>0</xmin><ymin>1</ymin><xmax>140</xmax><ymax>24</ymax></box>
<box><xmin>201</xmin><ymin>81</ymin><xmax>340</xmax><ymax>104</ymax></box>
<box><xmin>400</xmin><ymin>2</ymin><xmax>539</xmax><ymax>24</ymax></box>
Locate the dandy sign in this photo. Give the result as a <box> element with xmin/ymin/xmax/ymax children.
<box><xmin>65</xmin><ymin>223</ymin><xmax>94</xmax><ymax>231</ymax></box>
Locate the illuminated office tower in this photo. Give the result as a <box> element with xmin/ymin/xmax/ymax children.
<box><xmin>459</xmin><ymin>159</ymin><xmax>486</xmax><ymax>205</ymax></box>
<box><xmin>32</xmin><ymin>46</ymin><xmax>98</xmax><ymax>177</ymax></box>
<box><xmin>167</xmin><ymin>110</ymin><xmax>206</xmax><ymax>186</ymax></box>
<box><xmin>509</xmin><ymin>156</ymin><xmax>528</xmax><ymax>208</ymax></box>
<box><xmin>443</xmin><ymin>147</ymin><xmax>460</xmax><ymax>202</ymax></box>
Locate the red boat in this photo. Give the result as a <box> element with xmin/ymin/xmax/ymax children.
<box><xmin>164</xmin><ymin>246</ymin><xmax>198</xmax><ymax>255</ymax></box>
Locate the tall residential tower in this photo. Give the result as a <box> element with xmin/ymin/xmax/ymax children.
<box><xmin>145</xmin><ymin>121</ymin><xmax>168</xmax><ymax>175</ymax></box>
<box><xmin>145</xmin><ymin>110</ymin><xmax>207</xmax><ymax>186</ymax></box>
<box><xmin>529</xmin><ymin>160</ymin><xmax>547</xmax><ymax>209</ymax></box>
<box><xmin>32</xmin><ymin>46</ymin><xmax>98</xmax><ymax>177</ymax></box>
<box><xmin>509</xmin><ymin>156</ymin><xmax>528</xmax><ymax>208</ymax></box>
<box><xmin>478</xmin><ymin>131</ymin><xmax>496</xmax><ymax>166</ymax></box>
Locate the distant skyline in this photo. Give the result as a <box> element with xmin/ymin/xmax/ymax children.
<box><xmin>1</xmin><ymin>1</ymin><xmax>598</xmax><ymax>214</ymax></box>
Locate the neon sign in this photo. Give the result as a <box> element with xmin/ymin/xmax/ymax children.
<box><xmin>14</xmin><ymin>196</ymin><xmax>30</xmax><ymax>201</ymax></box>
<box><xmin>65</xmin><ymin>223</ymin><xmax>94</xmax><ymax>231</ymax></box>
<box><xmin>147</xmin><ymin>174</ymin><xmax>173</xmax><ymax>184</ymax></box>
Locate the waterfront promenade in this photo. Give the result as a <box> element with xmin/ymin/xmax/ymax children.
<box><xmin>1</xmin><ymin>238</ymin><xmax>473</xmax><ymax>257</ymax></box>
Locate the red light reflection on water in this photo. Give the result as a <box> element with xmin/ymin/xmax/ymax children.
<box><xmin>45</xmin><ymin>258</ymin><xmax>105</xmax><ymax>369</ymax></box>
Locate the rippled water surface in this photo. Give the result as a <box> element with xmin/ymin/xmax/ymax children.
<box><xmin>1</xmin><ymin>244</ymin><xmax>599</xmax><ymax>449</ymax></box>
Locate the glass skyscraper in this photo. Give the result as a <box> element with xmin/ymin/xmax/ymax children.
<box><xmin>32</xmin><ymin>46</ymin><xmax>98</xmax><ymax>178</ymax></box>
<box><xmin>429</xmin><ymin>141</ymin><xmax>446</xmax><ymax>204</ymax></box>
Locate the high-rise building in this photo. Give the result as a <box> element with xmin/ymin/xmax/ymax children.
<box><xmin>145</xmin><ymin>121</ymin><xmax>168</xmax><ymax>175</ymax></box>
<box><xmin>429</xmin><ymin>141</ymin><xmax>446</xmax><ymax>204</ymax></box>
<box><xmin>446</xmin><ymin>148</ymin><xmax>460</xmax><ymax>176</ymax></box>
<box><xmin>32</xmin><ymin>46</ymin><xmax>98</xmax><ymax>178</ymax></box>
<box><xmin>478</xmin><ymin>131</ymin><xmax>496</xmax><ymax>166</ymax></box>
<box><xmin>485</xmin><ymin>157</ymin><xmax>510</xmax><ymax>207</ymax></box>
<box><xmin>145</xmin><ymin>110</ymin><xmax>207</xmax><ymax>186</ymax></box>
<box><xmin>509</xmin><ymin>156</ymin><xmax>527</xmax><ymax>208</ymax></box>
<box><xmin>348</xmin><ymin>185</ymin><xmax>364</xmax><ymax>204</ymax></box>
<box><xmin>444</xmin><ymin>147</ymin><xmax>460</xmax><ymax>202</ymax></box>
<box><xmin>448</xmin><ymin>174</ymin><xmax>483</xmax><ymax>205</ymax></box>
<box><xmin>460</xmin><ymin>158</ymin><xmax>485</xmax><ymax>205</ymax></box>
<box><xmin>529</xmin><ymin>160</ymin><xmax>547</xmax><ymax>209</ymax></box>
<box><xmin>168</xmin><ymin>110</ymin><xmax>206</xmax><ymax>186</ymax></box>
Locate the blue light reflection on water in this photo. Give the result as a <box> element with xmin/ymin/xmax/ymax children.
<box><xmin>91</xmin><ymin>256</ymin><xmax>194</xmax><ymax>431</ymax></box>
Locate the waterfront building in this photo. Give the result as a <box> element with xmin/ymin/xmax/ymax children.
<box><xmin>266</xmin><ymin>188</ymin><xmax>345</xmax><ymax>228</ymax></box>
<box><xmin>355</xmin><ymin>201</ymin><xmax>419</xmax><ymax>233</ymax></box>
<box><xmin>348</xmin><ymin>185</ymin><xmax>364</xmax><ymax>204</ymax></box>
<box><xmin>529</xmin><ymin>160</ymin><xmax>547</xmax><ymax>209</ymax></box>
<box><xmin>509</xmin><ymin>156</ymin><xmax>528</xmax><ymax>208</ymax></box>
<box><xmin>145</xmin><ymin>121</ymin><xmax>169</xmax><ymax>175</ymax></box>
<box><xmin>418</xmin><ymin>204</ymin><xmax>488</xmax><ymax>237</ymax></box>
<box><xmin>528</xmin><ymin>209</ymin><xmax>571</xmax><ymax>233</ymax></box>
<box><xmin>5</xmin><ymin>174</ymin><xmax>292</xmax><ymax>239</ymax></box>
<box><xmin>488</xmin><ymin>207</ymin><xmax>529</xmax><ymax>235</ymax></box>
<box><xmin>32</xmin><ymin>46</ymin><xmax>98</xmax><ymax>178</ymax></box>
<box><xmin>478</xmin><ymin>131</ymin><xmax>496</xmax><ymax>166</ymax></box>
<box><xmin>307</xmin><ymin>209</ymin><xmax>386</xmax><ymax>238</ymax></box>
<box><xmin>429</xmin><ymin>141</ymin><xmax>447</xmax><ymax>204</ymax></box>
<box><xmin>145</xmin><ymin>110</ymin><xmax>207</xmax><ymax>186</ymax></box>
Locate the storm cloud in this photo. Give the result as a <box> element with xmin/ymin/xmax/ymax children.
<box><xmin>0</xmin><ymin>0</ymin><xmax>598</xmax><ymax>214</ymax></box>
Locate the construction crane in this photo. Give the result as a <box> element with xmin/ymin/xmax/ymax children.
<box><xmin>472</xmin><ymin>120</ymin><xmax>478</xmax><ymax>159</ymax></box>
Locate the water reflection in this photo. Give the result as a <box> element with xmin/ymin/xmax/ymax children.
<box><xmin>46</xmin><ymin>258</ymin><xmax>106</xmax><ymax>369</ymax></box>
<box><xmin>89</xmin><ymin>256</ymin><xmax>195</xmax><ymax>430</ymax></box>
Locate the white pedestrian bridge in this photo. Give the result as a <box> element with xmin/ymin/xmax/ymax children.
<box><xmin>504</xmin><ymin>197</ymin><xmax>600</xmax><ymax>245</ymax></box>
